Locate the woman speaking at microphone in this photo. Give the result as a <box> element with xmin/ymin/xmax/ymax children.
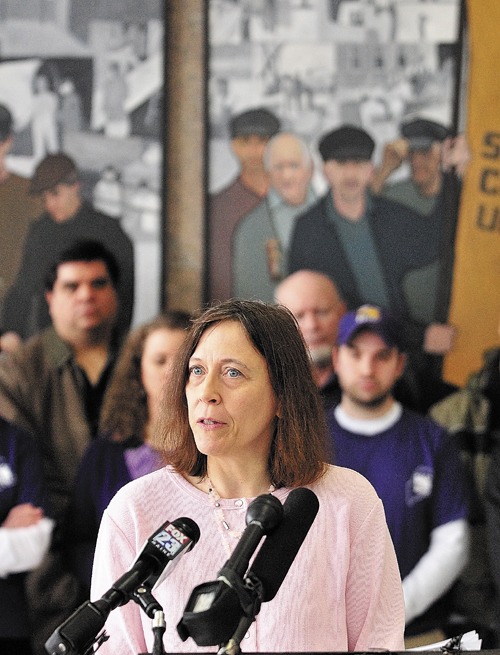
<box><xmin>91</xmin><ymin>300</ymin><xmax>405</xmax><ymax>654</ymax></box>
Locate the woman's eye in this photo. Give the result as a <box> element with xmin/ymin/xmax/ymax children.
<box><xmin>190</xmin><ymin>365</ymin><xmax>203</xmax><ymax>376</ymax></box>
<box><xmin>227</xmin><ymin>368</ymin><xmax>241</xmax><ymax>378</ymax></box>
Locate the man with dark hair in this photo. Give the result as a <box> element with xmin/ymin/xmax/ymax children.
<box><xmin>208</xmin><ymin>107</ymin><xmax>281</xmax><ymax>300</ymax></box>
<box><xmin>328</xmin><ymin>304</ymin><xmax>469</xmax><ymax>640</ymax></box>
<box><xmin>0</xmin><ymin>239</ymin><xmax>120</xmax><ymax>518</ymax></box>
<box><xmin>1</xmin><ymin>152</ymin><xmax>134</xmax><ymax>342</ymax></box>
<box><xmin>0</xmin><ymin>104</ymin><xmax>43</xmax><ymax>317</ymax></box>
<box><xmin>0</xmin><ymin>240</ymin><xmax>121</xmax><ymax>652</ymax></box>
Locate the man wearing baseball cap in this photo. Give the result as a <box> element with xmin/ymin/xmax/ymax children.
<box><xmin>1</xmin><ymin>152</ymin><xmax>134</xmax><ymax>341</ymax></box>
<box><xmin>328</xmin><ymin>304</ymin><xmax>470</xmax><ymax>641</ymax></box>
<box><xmin>208</xmin><ymin>107</ymin><xmax>281</xmax><ymax>301</ymax></box>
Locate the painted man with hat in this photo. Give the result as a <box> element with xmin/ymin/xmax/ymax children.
<box><xmin>288</xmin><ymin>124</ymin><xmax>456</xmax><ymax>394</ymax></box>
<box><xmin>328</xmin><ymin>304</ymin><xmax>469</xmax><ymax>640</ymax></box>
<box><xmin>0</xmin><ymin>104</ymin><xmax>43</xmax><ymax>351</ymax></box>
<box><xmin>370</xmin><ymin>118</ymin><xmax>471</xmax><ymax>328</ymax></box>
<box><xmin>208</xmin><ymin>106</ymin><xmax>280</xmax><ymax>300</ymax></box>
<box><xmin>1</xmin><ymin>152</ymin><xmax>134</xmax><ymax>342</ymax></box>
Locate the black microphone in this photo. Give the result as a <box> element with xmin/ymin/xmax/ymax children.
<box><xmin>45</xmin><ymin>516</ymin><xmax>200</xmax><ymax>655</ymax></box>
<box><xmin>219</xmin><ymin>493</ymin><xmax>284</xmax><ymax>579</ymax></box>
<box><xmin>247</xmin><ymin>487</ymin><xmax>319</xmax><ymax>601</ymax></box>
<box><xmin>217</xmin><ymin>487</ymin><xmax>319</xmax><ymax>654</ymax></box>
<box><xmin>177</xmin><ymin>494</ymin><xmax>283</xmax><ymax>647</ymax></box>
<box><xmin>178</xmin><ymin>488</ymin><xmax>318</xmax><ymax>649</ymax></box>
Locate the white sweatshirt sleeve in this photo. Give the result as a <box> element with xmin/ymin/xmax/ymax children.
<box><xmin>0</xmin><ymin>517</ymin><xmax>55</xmax><ymax>578</ymax></box>
<box><xmin>402</xmin><ymin>518</ymin><xmax>469</xmax><ymax>624</ymax></box>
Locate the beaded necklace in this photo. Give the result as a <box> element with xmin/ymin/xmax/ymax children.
<box><xmin>207</xmin><ymin>477</ymin><xmax>275</xmax><ymax>557</ymax></box>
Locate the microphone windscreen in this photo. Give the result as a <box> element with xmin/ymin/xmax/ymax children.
<box><xmin>249</xmin><ymin>487</ymin><xmax>319</xmax><ymax>602</ymax></box>
<box><xmin>172</xmin><ymin>517</ymin><xmax>201</xmax><ymax>550</ymax></box>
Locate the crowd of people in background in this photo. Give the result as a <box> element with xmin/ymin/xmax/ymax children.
<box><xmin>2</xmin><ymin>96</ymin><xmax>500</xmax><ymax>655</ymax></box>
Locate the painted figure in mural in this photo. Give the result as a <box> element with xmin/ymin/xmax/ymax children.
<box><xmin>232</xmin><ymin>132</ymin><xmax>316</xmax><ymax>302</ymax></box>
<box><xmin>58</xmin><ymin>78</ymin><xmax>84</xmax><ymax>134</ymax></box>
<box><xmin>328</xmin><ymin>305</ymin><xmax>470</xmax><ymax>640</ymax></box>
<box><xmin>93</xmin><ymin>165</ymin><xmax>123</xmax><ymax>219</ymax></box>
<box><xmin>208</xmin><ymin>107</ymin><xmax>280</xmax><ymax>301</ymax></box>
<box><xmin>371</xmin><ymin>118</ymin><xmax>471</xmax><ymax>326</ymax></box>
<box><xmin>103</xmin><ymin>61</ymin><xmax>130</xmax><ymax>139</ymax></box>
<box><xmin>1</xmin><ymin>153</ymin><xmax>134</xmax><ymax>341</ymax></box>
<box><xmin>0</xmin><ymin>104</ymin><xmax>43</xmax><ymax>350</ymax></box>
<box><xmin>31</xmin><ymin>72</ymin><xmax>59</xmax><ymax>161</ymax></box>
<box><xmin>288</xmin><ymin>124</ymin><xmax>458</xmax><ymax>411</ymax></box>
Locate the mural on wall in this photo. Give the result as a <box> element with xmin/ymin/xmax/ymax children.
<box><xmin>0</xmin><ymin>0</ymin><xmax>164</xmax><ymax>327</ymax></box>
<box><xmin>208</xmin><ymin>0</ymin><xmax>461</xmax><ymax>194</ymax></box>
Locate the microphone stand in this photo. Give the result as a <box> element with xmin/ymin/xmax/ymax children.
<box><xmin>216</xmin><ymin>571</ymin><xmax>263</xmax><ymax>655</ymax></box>
<box><xmin>133</xmin><ymin>583</ymin><xmax>166</xmax><ymax>655</ymax></box>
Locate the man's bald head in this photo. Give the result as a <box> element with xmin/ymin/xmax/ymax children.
<box><xmin>276</xmin><ymin>270</ymin><xmax>345</xmax><ymax>369</ymax></box>
<box><xmin>264</xmin><ymin>133</ymin><xmax>313</xmax><ymax>206</ymax></box>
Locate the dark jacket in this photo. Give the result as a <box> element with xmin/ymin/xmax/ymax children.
<box><xmin>289</xmin><ymin>192</ymin><xmax>441</xmax><ymax>349</ymax></box>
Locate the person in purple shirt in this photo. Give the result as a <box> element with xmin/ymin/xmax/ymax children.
<box><xmin>63</xmin><ymin>311</ymin><xmax>191</xmax><ymax>593</ymax></box>
<box><xmin>327</xmin><ymin>305</ymin><xmax>470</xmax><ymax>641</ymax></box>
<box><xmin>0</xmin><ymin>416</ymin><xmax>53</xmax><ymax>655</ymax></box>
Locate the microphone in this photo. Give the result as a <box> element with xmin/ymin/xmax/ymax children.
<box><xmin>177</xmin><ymin>488</ymin><xmax>318</xmax><ymax>649</ymax></box>
<box><xmin>219</xmin><ymin>493</ymin><xmax>284</xmax><ymax>579</ymax></box>
<box><xmin>177</xmin><ymin>494</ymin><xmax>283</xmax><ymax>647</ymax></box>
<box><xmin>45</xmin><ymin>516</ymin><xmax>200</xmax><ymax>655</ymax></box>
<box><xmin>218</xmin><ymin>488</ymin><xmax>319</xmax><ymax>654</ymax></box>
<box><xmin>247</xmin><ymin>487</ymin><xmax>319</xmax><ymax>601</ymax></box>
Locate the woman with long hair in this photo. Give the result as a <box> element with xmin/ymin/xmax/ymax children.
<box><xmin>91</xmin><ymin>300</ymin><xmax>405</xmax><ymax>653</ymax></box>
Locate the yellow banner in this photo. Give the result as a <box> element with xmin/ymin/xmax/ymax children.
<box><xmin>443</xmin><ymin>0</ymin><xmax>500</xmax><ymax>386</ymax></box>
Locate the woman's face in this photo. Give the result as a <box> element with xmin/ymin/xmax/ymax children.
<box><xmin>185</xmin><ymin>320</ymin><xmax>278</xmax><ymax>465</ymax></box>
<box><xmin>141</xmin><ymin>327</ymin><xmax>186</xmax><ymax>407</ymax></box>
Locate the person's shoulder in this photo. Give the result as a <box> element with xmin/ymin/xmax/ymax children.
<box><xmin>311</xmin><ymin>464</ymin><xmax>380</xmax><ymax>508</ymax></box>
<box><xmin>234</xmin><ymin>197</ymin><xmax>268</xmax><ymax>234</ymax></box>
<box><xmin>400</xmin><ymin>407</ymin><xmax>453</xmax><ymax>447</ymax></box>
<box><xmin>107</xmin><ymin>465</ymin><xmax>173</xmax><ymax>510</ymax></box>
<box><xmin>211</xmin><ymin>178</ymin><xmax>241</xmax><ymax>201</ymax></box>
<box><xmin>82</xmin><ymin>434</ymin><xmax>126</xmax><ymax>459</ymax></box>
<box><xmin>82</xmin><ymin>201</ymin><xmax>127</xmax><ymax>228</ymax></box>
<box><xmin>0</xmin><ymin>414</ymin><xmax>37</xmax><ymax>447</ymax></box>
<box><xmin>371</xmin><ymin>192</ymin><xmax>422</xmax><ymax>221</ymax></box>
<box><xmin>211</xmin><ymin>178</ymin><xmax>257</xmax><ymax>208</ymax></box>
<box><xmin>293</xmin><ymin>193</ymin><xmax>329</xmax><ymax>225</ymax></box>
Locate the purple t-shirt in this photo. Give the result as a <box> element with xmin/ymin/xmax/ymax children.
<box><xmin>0</xmin><ymin>416</ymin><xmax>49</xmax><ymax>638</ymax></box>
<box><xmin>327</xmin><ymin>407</ymin><xmax>469</xmax><ymax>579</ymax></box>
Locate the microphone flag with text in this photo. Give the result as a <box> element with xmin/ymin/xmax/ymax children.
<box><xmin>45</xmin><ymin>516</ymin><xmax>200</xmax><ymax>655</ymax></box>
<box><xmin>177</xmin><ymin>487</ymin><xmax>319</xmax><ymax>649</ymax></box>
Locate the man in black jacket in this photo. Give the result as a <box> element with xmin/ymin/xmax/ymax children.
<box><xmin>289</xmin><ymin>125</ymin><xmax>456</xmax><ymax>362</ymax></box>
<box><xmin>288</xmin><ymin>125</ymin><xmax>458</xmax><ymax>411</ymax></box>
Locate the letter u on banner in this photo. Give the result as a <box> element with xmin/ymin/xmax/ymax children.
<box><xmin>443</xmin><ymin>0</ymin><xmax>500</xmax><ymax>386</ymax></box>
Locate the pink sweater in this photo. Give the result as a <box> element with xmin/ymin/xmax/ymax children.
<box><xmin>91</xmin><ymin>465</ymin><xmax>405</xmax><ymax>654</ymax></box>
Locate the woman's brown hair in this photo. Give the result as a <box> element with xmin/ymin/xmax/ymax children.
<box><xmin>156</xmin><ymin>300</ymin><xmax>328</xmax><ymax>488</ymax></box>
<box><xmin>100</xmin><ymin>311</ymin><xmax>192</xmax><ymax>441</ymax></box>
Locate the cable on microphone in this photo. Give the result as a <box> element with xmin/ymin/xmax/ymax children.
<box><xmin>45</xmin><ymin>516</ymin><xmax>200</xmax><ymax>655</ymax></box>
